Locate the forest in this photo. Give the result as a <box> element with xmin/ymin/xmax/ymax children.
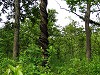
<box><xmin>0</xmin><ymin>0</ymin><xmax>100</xmax><ymax>75</ymax></box>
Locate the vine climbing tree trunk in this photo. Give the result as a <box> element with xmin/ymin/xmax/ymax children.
<box><xmin>85</xmin><ymin>1</ymin><xmax>91</xmax><ymax>61</ymax></box>
<box><xmin>39</xmin><ymin>0</ymin><xmax>49</xmax><ymax>66</ymax></box>
<box><xmin>13</xmin><ymin>0</ymin><xmax>20</xmax><ymax>60</ymax></box>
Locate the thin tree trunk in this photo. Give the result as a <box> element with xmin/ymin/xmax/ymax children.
<box><xmin>39</xmin><ymin>0</ymin><xmax>49</xmax><ymax>66</ymax></box>
<box><xmin>13</xmin><ymin>0</ymin><xmax>20</xmax><ymax>60</ymax></box>
<box><xmin>85</xmin><ymin>1</ymin><xmax>91</xmax><ymax>61</ymax></box>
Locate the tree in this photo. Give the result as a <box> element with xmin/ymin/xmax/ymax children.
<box><xmin>0</xmin><ymin>0</ymin><xmax>39</xmax><ymax>59</ymax></box>
<box><xmin>13</xmin><ymin>0</ymin><xmax>20</xmax><ymax>59</ymax></box>
<box><xmin>64</xmin><ymin>0</ymin><xmax>100</xmax><ymax>60</ymax></box>
<box><xmin>39</xmin><ymin>0</ymin><xmax>49</xmax><ymax>66</ymax></box>
<box><xmin>85</xmin><ymin>1</ymin><xmax>91</xmax><ymax>60</ymax></box>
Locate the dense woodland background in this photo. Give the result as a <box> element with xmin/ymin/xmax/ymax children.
<box><xmin>0</xmin><ymin>0</ymin><xmax>100</xmax><ymax>75</ymax></box>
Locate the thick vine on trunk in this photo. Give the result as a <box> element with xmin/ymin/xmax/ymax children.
<box><xmin>85</xmin><ymin>1</ymin><xmax>91</xmax><ymax>61</ymax></box>
<box><xmin>39</xmin><ymin>0</ymin><xmax>49</xmax><ymax>66</ymax></box>
<box><xmin>13</xmin><ymin>0</ymin><xmax>20</xmax><ymax>60</ymax></box>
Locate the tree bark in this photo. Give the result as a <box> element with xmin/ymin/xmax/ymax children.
<box><xmin>39</xmin><ymin>0</ymin><xmax>49</xmax><ymax>67</ymax></box>
<box><xmin>13</xmin><ymin>0</ymin><xmax>20</xmax><ymax>60</ymax></box>
<box><xmin>85</xmin><ymin>1</ymin><xmax>91</xmax><ymax>61</ymax></box>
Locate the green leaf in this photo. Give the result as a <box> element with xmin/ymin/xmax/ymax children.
<box><xmin>15</xmin><ymin>65</ymin><xmax>23</xmax><ymax>75</ymax></box>
<box><xmin>17</xmin><ymin>70</ymin><xmax>23</xmax><ymax>75</ymax></box>
<box><xmin>8</xmin><ymin>64</ymin><xmax>15</xmax><ymax>72</ymax></box>
<box><xmin>5</xmin><ymin>69</ymin><xmax>11</xmax><ymax>75</ymax></box>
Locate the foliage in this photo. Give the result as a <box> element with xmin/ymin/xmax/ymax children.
<box><xmin>4</xmin><ymin>65</ymin><xmax>23</xmax><ymax>75</ymax></box>
<box><xmin>0</xmin><ymin>18</ymin><xmax>100</xmax><ymax>74</ymax></box>
<box><xmin>0</xmin><ymin>0</ymin><xmax>100</xmax><ymax>74</ymax></box>
<box><xmin>0</xmin><ymin>36</ymin><xmax>100</xmax><ymax>74</ymax></box>
<box><xmin>65</xmin><ymin>0</ymin><xmax>100</xmax><ymax>12</ymax></box>
<box><xmin>0</xmin><ymin>22</ymin><xmax>13</xmax><ymax>57</ymax></box>
<box><xmin>0</xmin><ymin>0</ymin><xmax>39</xmax><ymax>22</ymax></box>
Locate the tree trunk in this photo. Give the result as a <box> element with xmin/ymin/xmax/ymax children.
<box><xmin>13</xmin><ymin>0</ymin><xmax>20</xmax><ymax>60</ymax></box>
<box><xmin>85</xmin><ymin>1</ymin><xmax>91</xmax><ymax>61</ymax></box>
<box><xmin>39</xmin><ymin>0</ymin><xmax>49</xmax><ymax>66</ymax></box>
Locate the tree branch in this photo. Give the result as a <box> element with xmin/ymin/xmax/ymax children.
<box><xmin>90</xmin><ymin>9</ymin><xmax>100</xmax><ymax>12</ymax></box>
<box><xmin>55</xmin><ymin>0</ymin><xmax>100</xmax><ymax>26</ymax></box>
